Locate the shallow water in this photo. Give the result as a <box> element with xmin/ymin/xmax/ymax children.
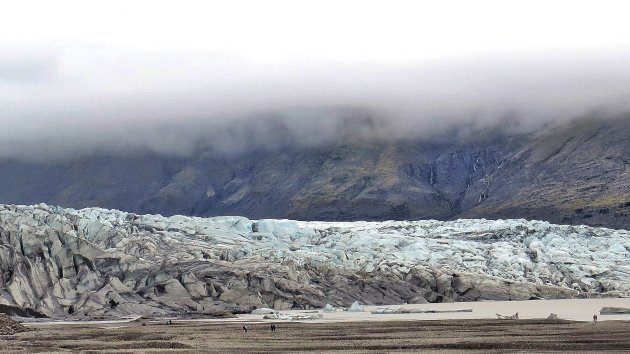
<box><xmin>239</xmin><ymin>297</ymin><xmax>630</xmax><ymax>323</ymax></box>
<box><xmin>25</xmin><ymin>298</ymin><xmax>630</xmax><ymax>327</ymax></box>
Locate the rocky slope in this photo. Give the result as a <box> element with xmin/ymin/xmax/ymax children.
<box><xmin>1</xmin><ymin>204</ymin><xmax>629</xmax><ymax>318</ymax></box>
<box><xmin>0</xmin><ymin>314</ymin><xmax>31</xmax><ymax>335</ymax></box>
<box><xmin>0</xmin><ymin>114</ymin><xmax>629</xmax><ymax>228</ymax></box>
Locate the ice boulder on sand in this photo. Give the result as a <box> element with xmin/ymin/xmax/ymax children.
<box><xmin>323</xmin><ymin>304</ymin><xmax>337</xmax><ymax>313</ymax></box>
<box><xmin>252</xmin><ymin>307</ymin><xmax>276</xmax><ymax>315</ymax></box>
<box><xmin>371</xmin><ymin>307</ymin><xmax>399</xmax><ymax>314</ymax></box>
<box><xmin>348</xmin><ymin>301</ymin><xmax>364</xmax><ymax>312</ymax></box>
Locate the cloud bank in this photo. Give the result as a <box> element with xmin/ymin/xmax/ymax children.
<box><xmin>2</xmin><ymin>1</ymin><xmax>630</xmax><ymax>159</ymax></box>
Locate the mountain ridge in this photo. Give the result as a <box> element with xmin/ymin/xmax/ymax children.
<box><xmin>1</xmin><ymin>113</ymin><xmax>629</xmax><ymax>228</ymax></box>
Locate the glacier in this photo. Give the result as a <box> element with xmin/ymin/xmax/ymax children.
<box><xmin>0</xmin><ymin>203</ymin><xmax>629</xmax><ymax>318</ymax></box>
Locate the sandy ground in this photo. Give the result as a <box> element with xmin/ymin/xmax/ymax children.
<box><xmin>4</xmin><ymin>298</ymin><xmax>630</xmax><ymax>353</ymax></box>
<box><xmin>3</xmin><ymin>318</ymin><xmax>630</xmax><ymax>353</ymax></box>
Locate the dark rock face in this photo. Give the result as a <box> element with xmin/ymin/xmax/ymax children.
<box><xmin>0</xmin><ymin>304</ymin><xmax>46</xmax><ymax>318</ymax></box>
<box><xmin>0</xmin><ymin>115</ymin><xmax>629</xmax><ymax>228</ymax></box>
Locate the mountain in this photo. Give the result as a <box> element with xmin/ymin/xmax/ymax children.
<box><xmin>1</xmin><ymin>113</ymin><xmax>629</xmax><ymax>229</ymax></box>
<box><xmin>1</xmin><ymin>204</ymin><xmax>627</xmax><ymax>318</ymax></box>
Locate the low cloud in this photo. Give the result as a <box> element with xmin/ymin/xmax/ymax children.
<box><xmin>0</xmin><ymin>42</ymin><xmax>630</xmax><ymax>159</ymax></box>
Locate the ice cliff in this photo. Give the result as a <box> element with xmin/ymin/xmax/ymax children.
<box><xmin>0</xmin><ymin>204</ymin><xmax>629</xmax><ymax>318</ymax></box>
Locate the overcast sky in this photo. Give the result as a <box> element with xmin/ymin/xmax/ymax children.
<box><xmin>2</xmin><ymin>0</ymin><xmax>630</xmax><ymax>158</ymax></box>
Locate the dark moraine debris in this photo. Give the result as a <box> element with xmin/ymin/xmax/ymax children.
<box><xmin>0</xmin><ymin>304</ymin><xmax>47</xmax><ymax>318</ymax></box>
<box><xmin>0</xmin><ymin>314</ymin><xmax>33</xmax><ymax>335</ymax></box>
<box><xmin>600</xmin><ymin>307</ymin><xmax>630</xmax><ymax>315</ymax></box>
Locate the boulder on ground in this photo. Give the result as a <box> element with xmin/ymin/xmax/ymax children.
<box><xmin>496</xmin><ymin>312</ymin><xmax>519</xmax><ymax>319</ymax></box>
<box><xmin>600</xmin><ymin>307</ymin><xmax>630</xmax><ymax>315</ymax></box>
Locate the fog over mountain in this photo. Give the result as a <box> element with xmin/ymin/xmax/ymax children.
<box><xmin>3</xmin><ymin>47</ymin><xmax>630</xmax><ymax>160</ymax></box>
<box><xmin>2</xmin><ymin>1</ymin><xmax>630</xmax><ymax>159</ymax></box>
<box><xmin>1</xmin><ymin>1</ymin><xmax>630</xmax><ymax>229</ymax></box>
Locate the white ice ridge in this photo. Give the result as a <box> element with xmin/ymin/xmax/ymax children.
<box><xmin>3</xmin><ymin>203</ymin><xmax>630</xmax><ymax>318</ymax></box>
<box><xmin>2</xmin><ymin>203</ymin><xmax>628</xmax><ymax>295</ymax></box>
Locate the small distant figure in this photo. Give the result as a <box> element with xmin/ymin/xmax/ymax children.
<box><xmin>242</xmin><ymin>325</ymin><xmax>248</xmax><ymax>333</ymax></box>
<box><xmin>593</xmin><ymin>314</ymin><xmax>598</xmax><ymax>323</ymax></box>
<box><xmin>168</xmin><ymin>319</ymin><xmax>172</xmax><ymax>326</ymax></box>
<box><xmin>270</xmin><ymin>323</ymin><xmax>276</xmax><ymax>332</ymax></box>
